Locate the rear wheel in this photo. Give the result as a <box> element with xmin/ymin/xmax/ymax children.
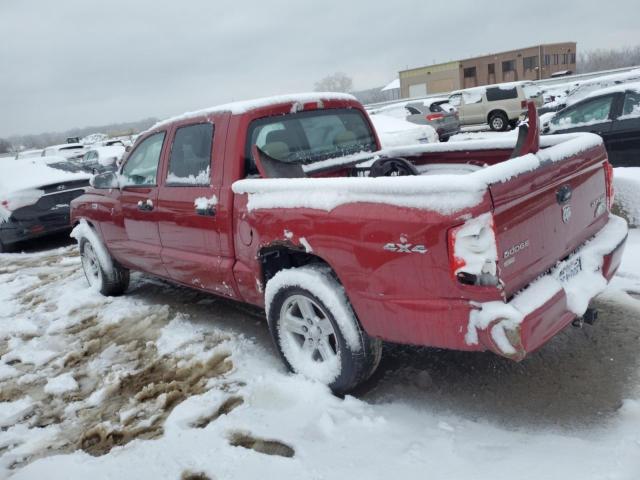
<box><xmin>266</xmin><ymin>266</ymin><xmax>382</xmax><ymax>394</ymax></box>
<box><xmin>79</xmin><ymin>237</ymin><xmax>129</xmax><ymax>296</ymax></box>
<box><xmin>489</xmin><ymin>111</ymin><xmax>508</xmax><ymax>131</ymax></box>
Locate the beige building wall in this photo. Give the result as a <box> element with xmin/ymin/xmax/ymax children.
<box><xmin>399</xmin><ymin>61</ymin><xmax>461</xmax><ymax>97</ymax></box>
<box><xmin>399</xmin><ymin>43</ymin><xmax>577</xmax><ymax>98</ymax></box>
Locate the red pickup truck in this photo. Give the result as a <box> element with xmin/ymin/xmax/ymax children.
<box><xmin>70</xmin><ymin>93</ymin><xmax>628</xmax><ymax>393</ymax></box>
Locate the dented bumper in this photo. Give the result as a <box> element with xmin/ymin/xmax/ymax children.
<box><xmin>469</xmin><ymin>215</ymin><xmax>628</xmax><ymax>360</ymax></box>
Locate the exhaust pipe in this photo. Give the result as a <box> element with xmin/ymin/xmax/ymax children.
<box><xmin>572</xmin><ymin>308</ymin><xmax>599</xmax><ymax>328</ymax></box>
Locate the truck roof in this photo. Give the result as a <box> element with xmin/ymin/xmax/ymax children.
<box><xmin>148</xmin><ymin>92</ymin><xmax>357</xmax><ymax>132</ymax></box>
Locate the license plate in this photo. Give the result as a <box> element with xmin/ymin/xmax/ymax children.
<box><xmin>556</xmin><ymin>257</ymin><xmax>582</xmax><ymax>284</ymax></box>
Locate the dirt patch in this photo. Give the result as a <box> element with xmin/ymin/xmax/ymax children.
<box><xmin>79</xmin><ymin>352</ymin><xmax>233</xmax><ymax>456</ymax></box>
<box><xmin>0</xmin><ymin>247</ymin><xmax>237</xmax><ymax>472</ymax></box>
<box><xmin>181</xmin><ymin>471</ymin><xmax>213</xmax><ymax>480</ymax></box>
<box><xmin>228</xmin><ymin>431</ymin><xmax>295</xmax><ymax>458</ymax></box>
<box><xmin>191</xmin><ymin>396</ymin><xmax>244</xmax><ymax>429</ymax></box>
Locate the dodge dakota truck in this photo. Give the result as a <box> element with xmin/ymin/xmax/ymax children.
<box><xmin>70</xmin><ymin>92</ymin><xmax>628</xmax><ymax>393</ymax></box>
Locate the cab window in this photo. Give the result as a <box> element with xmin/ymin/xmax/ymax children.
<box><xmin>121</xmin><ymin>132</ymin><xmax>165</xmax><ymax>186</ymax></box>
<box><xmin>166</xmin><ymin>123</ymin><xmax>213</xmax><ymax>185</ymax></box>
<box><xmin>245</xmin><ymin>109</ymin><xmax>376</xmax><ymax>176</ymax></box>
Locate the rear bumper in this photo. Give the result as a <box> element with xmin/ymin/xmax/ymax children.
<box><xmin>469</xmin><ymin>215</ymin><xmax>628</xmax><ymax>360</ymax></box>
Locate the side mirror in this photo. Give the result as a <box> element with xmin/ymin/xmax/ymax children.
<box><xmin>91</xmin><ymin>172</ymin><xmax>119</xmax><ymax>189</ymax></box>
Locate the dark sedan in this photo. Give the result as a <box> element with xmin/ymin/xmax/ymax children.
<box><xmin>543</xmin><ymin>83</ymin><xmax>640</xmax><ymax>167</ymax></box>
<box><xmin>0</xmin><ymin>158</ymin><xmax>90</xmax><ymax>252</ymax></box>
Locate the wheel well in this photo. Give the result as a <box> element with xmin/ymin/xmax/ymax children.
<box><xmin>259</xmin><ymin>246</ymin><xmax>330</xmax><ymax>285</ymax></box>
<box><xmin>487</xmin><ymin>109</ymin><xmax>507</xmax><ymax>123</ymax></box>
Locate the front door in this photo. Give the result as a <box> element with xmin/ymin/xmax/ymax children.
<box><xmin>156</xmin><ymin>122</ymin><xmax>231</xmax><ymax>295</ymax></box>
<box><xmin>110</xmin><ymin>131</ymin><xmax>168</xmax><ymax>276</ymax></box>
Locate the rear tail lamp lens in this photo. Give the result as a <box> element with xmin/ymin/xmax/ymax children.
<box><xmin>448</xmin><ymin>213</ymin><xmax>500</xmax><ymax>287</ymax></box>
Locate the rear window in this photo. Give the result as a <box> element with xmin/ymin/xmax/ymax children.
<box><xmin>245</xmin><ymin>109</ymin><xmax>376</xmax><ymax>175</ymax></box>
<box><xmin>60</xmin><ymin>145</ymin><xmax>84</xmax><ymax>151</ymax></box>
<box><xmin>486</xmin><ymin>87</ymin><xmax>518</xmax><ymax>101</ymax></box>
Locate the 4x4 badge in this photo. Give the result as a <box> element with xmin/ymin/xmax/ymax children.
<box><xmin>383</xmin><ymin>236</ymin><xmax>427</xmax><ymax>254</ymax></box>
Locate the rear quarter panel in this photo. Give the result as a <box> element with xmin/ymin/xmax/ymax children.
<box><xmin>232</xmin><ymin>193</ymin><xmax>503</xmax><ymax>346</ymax></box>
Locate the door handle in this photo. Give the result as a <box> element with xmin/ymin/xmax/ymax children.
<box><xmin>195</xmin><ymin>205</ymin><xmax>216</xmax><ymax>216</ymax></box>
<box><xmin>137</xmin><ymin>199</ymin><xmax>154</xmax><ymax>211</ymax></box>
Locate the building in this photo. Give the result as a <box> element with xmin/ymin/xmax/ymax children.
<box><xmin>399</xmin><ymin>42</ymin><xmax>577</xmax><ymax>98</ymax></box>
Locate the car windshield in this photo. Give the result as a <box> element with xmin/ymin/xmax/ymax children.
<box><xmin>246</xmin><ymin>109</ymin><xmax>376</xmax><ymax>169</ymax></box>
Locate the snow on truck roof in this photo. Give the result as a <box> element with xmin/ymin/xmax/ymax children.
<box><xmin>148</xmin><ymin>92</ymin><xmax>357</xmax><ymax>132</ymax></box>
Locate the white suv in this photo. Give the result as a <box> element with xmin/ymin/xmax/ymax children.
<box><xmin>448</xmin><ymin>82</ymin><xmax>543</xmax><ymax>131</ymax></box>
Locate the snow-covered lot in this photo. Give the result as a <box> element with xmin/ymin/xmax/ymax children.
<box><xmin>0</xmin><ymin>226</ymin><xmax>639</xmax><ymax>479</ymax></box>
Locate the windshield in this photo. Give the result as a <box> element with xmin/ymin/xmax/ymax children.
<box><xmin>245</xmin><ymin>109</ymin><xmax>376</xmax><ymax>174</ymax></box>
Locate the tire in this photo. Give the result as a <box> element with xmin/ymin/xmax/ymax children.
<box><xmin>509</xmin><ymin>119</ymin><xmax>519</xmax><ymax>130</ymax></box>
<box><xmin>266</xmin><ymin>265</ymin><xmax>382</xmax><ymax>394</ymax></box>
<box><xmin>79</xmin><ymin>237</ymin><xmax>129</xmax><ymax>296</ymax></box>
<box><xmin>489</xmin><ymin>111</ymin><xmax>508</xmax><ymax>131</ymax></box>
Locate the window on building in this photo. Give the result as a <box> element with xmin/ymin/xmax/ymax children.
<box><xmin>562</xmin><ymin>54</ymin><xmax>569</xmax><ymax>64</ymax></box>
<box><xmin>463</xmin><ymin>67</ymin><xmax>477</xmax><ymax>78</ymax></box>
<box><xmin>488</xmin><ymin>63</ymin><xmax>495</xmax><ymax>74</ymax></box>
<box><xmin>167</xmin><ymin>123</ymin><xmax>213</xmax><ymax>185</ymax></box>
<box><xmin>553</xmin><ymin>54</ymin><xmax>559</xmax><ymax>65</ymax></box>
<box><xmin>570</xmin><ymin>53</ymin><xmax>576</xmax><ymax>64</ymax></box>
<box><xmin>544</xmin><ymin>55</ymin><xmax>550</xmax><ymax>66</ymax></box>
<box><xmin>502</xmin><ymin>60</ymin><xmax>516</xmax><ymax>72</ymax></box>
<box><xmin>523</xmin><ymin>56</ymin><xmax>538</xmax><ymax>70</ymax></box>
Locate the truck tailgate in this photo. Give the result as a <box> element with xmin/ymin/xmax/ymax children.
<box><xmin>490</xmin><ymin>144</ymin><xmax>609</xmax><ymax>297</ymax></box>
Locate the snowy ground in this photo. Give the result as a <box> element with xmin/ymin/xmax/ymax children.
<box><xmin>0</xmin><ymin>226</ymin><xmax>639</xmax><ymax>479</ymax></box>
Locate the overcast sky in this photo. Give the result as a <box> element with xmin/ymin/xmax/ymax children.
<box><xmin>1</xmin><ymin>0</ymin><xmax>638</xmax><ymax>137</ymax></box>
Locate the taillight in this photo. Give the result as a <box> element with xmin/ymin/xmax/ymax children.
<box><xmin>521</xmin><ymin>100</ymin><xmax>527</xmax><ymax>108</ymax></box>
<box><xmin>426</xmin><ymin>113</ymin><xmax>445</xmax><ymax>121</ymax></box>
<box><xmin>448</xmin><ymin>213</ymin><xmax>500</xmax><ymax>287</ymax></box>
<box><xmin>604</xmin><ymin>161</ymin><xmax>614</xmax><ymax>210</ymax></box>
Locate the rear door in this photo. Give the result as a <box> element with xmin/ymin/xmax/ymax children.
<box><xmin>607</xmin><ymin>90</ymin><xmax>640</xmax><ymax>167</ymax></box>
<box><xmin>156</xmin><ymin>120</ymin><xmax>232</xmax><ymax>295</ymax></box>
<box><xmin>110</xmin><ymin>131</ymin><xmax>168</xmax><ymax>276</ymax></box>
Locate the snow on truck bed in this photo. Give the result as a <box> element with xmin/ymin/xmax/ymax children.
<box><xmin>233</xmin><ymin>133</ymin><xmax>603</xmax><ymax>214</ymax></box>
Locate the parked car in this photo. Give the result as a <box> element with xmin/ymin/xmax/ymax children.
<box><xmin>543</xmin><ymin>82</ymin><xmax>640</xmax><ymax>167</ymax></box>
<box><xmin>368</xmin><ymin>114</ymin><xmax>438</xmax><ymax>147</ymax></box>
<box><xmin>70</xmin><ymin>93</ymin><xmax>626</xmax><ymax>393</ymax></box>
<box><xmin>0</xmin><ymin>157</ymin><xmax>91</xmax><ymax>252</ymax></box>
<box><xmin>41</xmin><ymin>143</ymin><xmax>86</xmax><ymax>160</ymax></box>
<box><xmin>448</xmin><ymin>82</ymin><xmax>543</xmax><ymax>131</ymax></box>
<box><xmin>72</xmin><ymin>145</ymin><xmax>126</xmax><ymax>173</ymax></box>
<box><xmin>370</xmin><ymin>98</ymin><xmax>460</xmax><ymax>141</ymax></box>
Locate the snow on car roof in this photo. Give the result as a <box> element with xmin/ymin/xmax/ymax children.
<box><xmin>0</xmin><ymin>157</ymin><xmax>90</xmax><ymax>194</ymax></box>
<box><xmin>148</xmin><ymin>92</ymin><xmax>357</xmax><ymax>132</ymax></box>
<box><xmin>585</xmin><ymin>80</ymin><xmax>640</xmax><ymax>100</ymax></box>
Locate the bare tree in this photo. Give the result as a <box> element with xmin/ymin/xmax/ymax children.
<box><xmin>578</xmin><ymin>45</ymin><xmax>640</xmax><ymax>74</ymax></box>
<box><xmin>314</xmin><ymin>72</ymin><xmax>354</xmax><ymax>93</ymax></box>
<box><xmin>0</xmin><ymin>138</ymin><xmax>11</xmax><ymax>154</ymax></box>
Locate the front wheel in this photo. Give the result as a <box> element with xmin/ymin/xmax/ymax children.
<box><xmin>79</xmin><ymin>236</ymin><xmax>129</xmax><ymax>296</ymax></box>
<box><xmin>266</xmin><ymin>266</ymin><xmax>382</xmax><ymax>394</ymax></box>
